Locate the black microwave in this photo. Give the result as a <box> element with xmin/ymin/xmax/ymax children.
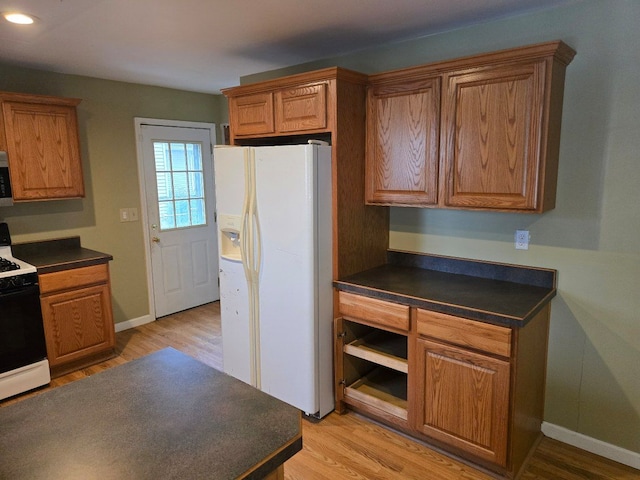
<box><xmin>0</xmin><ymin>152</ymin><xmax>13</xmax><ymax>206</ymax></box>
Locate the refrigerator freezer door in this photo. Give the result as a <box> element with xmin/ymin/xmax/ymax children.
<box><xmin>218</xmin><ymin>257</ymin><xmax>251</xmax><ymax>384</ymax></box>
<box><xmin>214</xmin><ymin>146</ymin><xmax>253</xmax><ymax>383</ymax></box>
<box><xmin>214</xmin><ymin>147</ymin><xmax>246</xmax><ymax>217</ymax></box>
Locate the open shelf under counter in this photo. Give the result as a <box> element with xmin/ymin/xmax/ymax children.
<box><xmin>344</xmin><ymin>331</ymin><xmax>408</xmax><ymax>373</ymax></box>
<box><xmin>344</xmin><ymin>366</ymin><xmax>408</xmax><ymax>420</ymax></box>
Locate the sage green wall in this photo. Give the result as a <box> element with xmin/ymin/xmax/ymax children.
<box><xmin>0</xmin><ymin>65</ymin><xmax>228</xmax><ymax>324</ymax></box>
<box><xmin>243</xmin><ymin>0</ymin><xmax>640</xmax><ymax>455</ymax></box>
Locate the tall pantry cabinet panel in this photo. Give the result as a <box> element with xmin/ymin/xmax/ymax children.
<box><xmin>0</xmin><ymin>91</ymin><xmax>85</xmax><ymax>201</ymax></box>
<box><xmin>223</xmin><ymin>68</ymin><xmax>390</xmax><ymax>282</ymax></box>
<box><xmin>365</xmin><ymin>76</ymin><xmax>440</xmax><ymax>206</ymax></box>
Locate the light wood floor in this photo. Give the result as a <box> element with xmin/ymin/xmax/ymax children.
<box><xmin>4</xmin><ymin>302</ymin><xmax>638</xmax><ymax>479</ymax></box>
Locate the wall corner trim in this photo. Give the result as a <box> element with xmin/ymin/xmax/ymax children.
<box><xmin>114</xmin><ymin>314</ymin><xmax>154</xmax><ymax>333</ymax></box>
<box><xmin>541</xmin><ymin>422</ymin><xmax>640</xmax><ymax>470</ymax></box>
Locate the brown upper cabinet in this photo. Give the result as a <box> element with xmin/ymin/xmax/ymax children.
<box><xmin>366</xmin><ymin>75</ymin><xmax>441</xmax><ymax>205</ymax></box>
<box><xmin>227</xmin><ymin>79</ymin><xmax>328</xmax><ymax>139</ymax></box>
<box><xmin>366</xmin><ymin>41</ymin><xmax>576</xmax><ymax>212</ymax></box>
<box><xmin>0</xmin><ymin>91</ymin><xmax>85</xmax><ymax>201</ymax></box>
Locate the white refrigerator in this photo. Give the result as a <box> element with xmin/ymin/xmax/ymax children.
<box><xmin>214</xmin><ymin>142</ymin><xmax>334</xmax><ymax>418</ymax></box>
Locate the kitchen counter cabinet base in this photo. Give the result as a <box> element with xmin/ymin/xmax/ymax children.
<box><xmin>335</xmin><ymin>263</ymin><xmax>554</xmax><ymax>478</ymax></box>
<box><xmin>39</xmin><ymin>263</ymin><xmax>116</xmax><ymax>377</ymax></box>
<box><xmin>0</xmin><ymin>348</ymin><xmax>302</xmax><ymax>479</ymax></box>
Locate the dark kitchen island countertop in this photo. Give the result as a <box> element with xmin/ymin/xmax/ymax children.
<box><xmin>335</xmin><ymin>250</ymin><xmax>557</xmax><ymax>328</ymax></box>
<box><xmin>12</xmin><ymin>236</ymin><xmax>112</xmax><ymax>273</ymax></box>
<box><xmin>0</xmin><ymin>348</ymin><xmax>302</xmax><ymax>480</ymax></box>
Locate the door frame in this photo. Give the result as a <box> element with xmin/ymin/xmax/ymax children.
<box><xmin>134</xmin><ymin>117</ymin><xmax>217</xmax><ymax>322</ymax></box>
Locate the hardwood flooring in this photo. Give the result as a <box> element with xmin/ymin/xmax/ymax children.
<box><xmin>3</xmin><ymin>302</ymin><xmax>638</xmax><ymax>479</ymax></box>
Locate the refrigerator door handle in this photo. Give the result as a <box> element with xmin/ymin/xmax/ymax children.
<box><xmin>240</xmin><ymin>148</ymin><xmax>260</xmax><ymax>388</ymax></box>
<box><xmin>248</xmin><ymin>148</ymin><xmax>261</xmax><ymax>388</ymax></box>
<box><xmin>240</xmin><ymin>149</ymin><xmax>252</xmax><ymax>281</ymax></box>
<box><xmin>251</xmin><ymin>205</ymin><xmax>262</xmax><ymax>279</ymax></box>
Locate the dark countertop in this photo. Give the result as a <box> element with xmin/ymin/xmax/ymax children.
<box><xmin>12</xmin><ymin>236</ymin><xmax>112</xmax><ymax>274</ymax></box>
<box><xmin>335</xmin><ymin>250</ymin><xmax>557</xmax><ymax>328</ymax></box>
<box><xmin>0</xmin><ymin>348</ymin><xmax>302</xmax><ymax>480</ymax></box>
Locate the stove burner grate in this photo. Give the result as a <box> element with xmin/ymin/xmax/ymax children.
<box><xmin>0</xmin><ymin>256</ymin><xmax>20</xmax><ymax>272</ymax></box>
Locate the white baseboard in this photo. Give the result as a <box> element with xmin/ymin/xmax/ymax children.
<box><xmin>114</xmin><ymin>314</ymin><xmax>154</xmax><ymax>333</ymax></box>
<box><xmin>542</xmin><ymin>422</ymin><xmax>640</xmax><ymax>470</ymax></box>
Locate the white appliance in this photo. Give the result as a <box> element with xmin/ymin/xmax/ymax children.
<box><xmin>214</xmin><ymin>142</ymin><xmax>333</xmax><ymax>418</ymax></box>
<box><xmin>0</xmin><ymin>222</ymin><xmax>50</xmax><ymax>401</ymax></box>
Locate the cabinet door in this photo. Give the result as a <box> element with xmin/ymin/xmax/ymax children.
<box><xmin>441</xmin><ymin>60</ymin><xmax>545</xmax><ymax>210</ymax></box>
<box><xmin>2</xmin><ymin>100</ymin><xmax>84</xmax><ymax>200</ymax></box>
<box><xmin>41</xmin><ymin>283</ymin><xmax>115</xmax><ymax>368</ymax></box>
<box><xmin>366</xmin><ymin>77</ymin><xmax>440</xmax><ymax>205</ymax></box>
<box><xmin>415</xmin><ymin>338</ymin><xmax>510</xmax><ymax>466</ymax></box>
<box><xmin>275</xmin><ymin>83</ymin><xmax>327</xmax><ymax>133</ymax></box>
<box><xmin>229</xmin><ymin>92</ymin><xmax>275</xmax><ymax>136</ymax></box>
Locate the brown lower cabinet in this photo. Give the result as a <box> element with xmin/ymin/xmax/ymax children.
<box><xmin>415</xmin><ymin>338</ymin><xmax>510</xmax><ymax>466</ymax></box>
<box><xmin>335</xmin><ymin>291</ymin><xmax>551</xmax><ymax>478</ymax></box>
<box><xmin>39</xmin><ymin>263</ymin><xmax>116</xmax><ymax>376</ymax></box>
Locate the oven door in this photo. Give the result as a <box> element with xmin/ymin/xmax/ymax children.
<box><xmin>0</xmin><ymin>284</ymin><xmax>47</xmax><ymax>374</ymax></box>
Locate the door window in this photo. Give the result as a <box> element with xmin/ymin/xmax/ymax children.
<box><xmin>153</xmin><ymin>141</ymin><xmax>206</xmax><ymax>230</ymax></box>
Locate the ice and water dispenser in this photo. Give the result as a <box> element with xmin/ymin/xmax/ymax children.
<box><xmin>218</xmin><ymin>214</ymin><xmax>242</xmax><ymax>261</ymax></box>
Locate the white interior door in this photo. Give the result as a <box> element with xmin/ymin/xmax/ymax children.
<box><xmin>140</xmin><ymin>124</ymin><xmax>219</xmax><ymax>318</ymax></box>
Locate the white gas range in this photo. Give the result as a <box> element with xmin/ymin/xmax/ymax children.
<box><xmin>0</xmin><ymin>223</ymin><xmax>50</xmax><ymax>401</ymax></box>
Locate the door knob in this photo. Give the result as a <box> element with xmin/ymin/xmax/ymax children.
<box><xmin>152</xmin><ymin>236</ymin><xmax>160</xmax><ymax>243</ymax></box>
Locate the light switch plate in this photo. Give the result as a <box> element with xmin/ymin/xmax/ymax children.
<box><xmin>119</xmin><ymin>207</ymin><xmax>139</xmax><ymax>222</ymax></box>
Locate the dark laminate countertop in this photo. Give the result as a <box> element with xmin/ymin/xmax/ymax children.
<box><xmin>12</xmin><ymin>236</ymin><xmax>112</xmax><ymax>274</ymax></box>
<box><xmin>0</xmin><ymin>348</ymin><xmax>302</xmax><ymax>480</ymax></box>
<box><xmin>335</xmin><ymin>250</ymin><xmax>557</xmax><ymax>328</ymax></box>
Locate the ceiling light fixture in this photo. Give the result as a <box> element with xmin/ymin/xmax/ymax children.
<box><xmin>3</xmin><ymin>12</ymin><xmax>36</xmax><ymax>25</ymax></box>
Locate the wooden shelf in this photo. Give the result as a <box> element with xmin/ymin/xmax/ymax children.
<box><xmin>344</xmin><ymin>331</ymin><xmax>408</xmax><ymax>373</ymax></box>
<box><xmin>344</xmin><ymin>367</ymin><xmax>407</xmax><ymax>420</ymax></box>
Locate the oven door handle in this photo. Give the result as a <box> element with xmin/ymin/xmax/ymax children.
<box><xmin>0</xmin><ymin>283</ymin><xmax>40</xmax><ymax>298</ymax></box>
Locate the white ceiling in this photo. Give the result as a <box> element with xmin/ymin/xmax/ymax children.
<box><xmin>0</xmin><ymin>0</ymin><xmax>573</xmax><ymax>94</ymax></box>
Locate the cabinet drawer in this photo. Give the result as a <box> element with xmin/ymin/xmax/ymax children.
<box><xmin>339</xmin><ymin>291</ymin><xmax>410</xmax><ymax>332</ymax></box>
<box><xmin>39</xmin><ymin>264</ymin><xmax>109</xmax><ymax>295</ymax></box>
<box><xmin>416</xmin><ymin>309</ymin><xmax>511</xmax><ymax>358</ymax></box>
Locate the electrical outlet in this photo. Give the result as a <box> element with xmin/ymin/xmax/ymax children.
<box><xmin>515</xmin><ymin>230</ymin><xmax>529</xmax><ymax>250</ymax></box>
<box><xmin>119</xmin><ymin>208</ymin><xmax>129</xmax><ymax>222</ymax></box>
